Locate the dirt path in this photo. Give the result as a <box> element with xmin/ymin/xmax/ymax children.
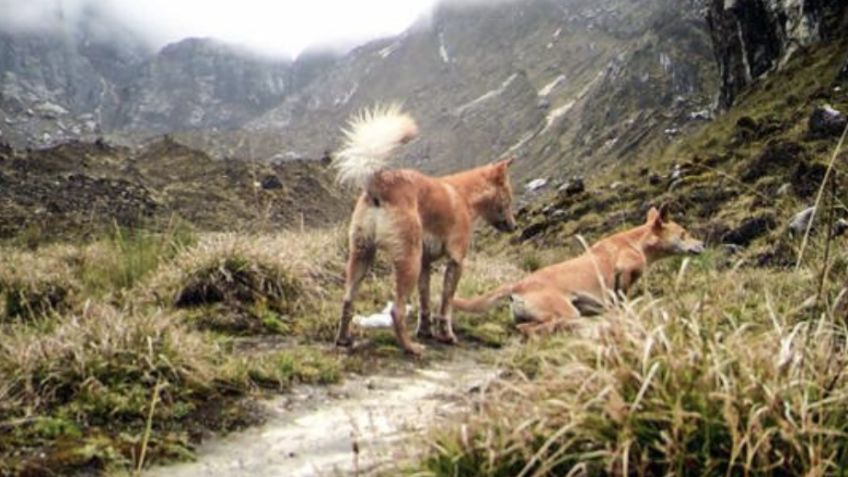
<box><xmin>146</xmin><ymin>351</ymin><xmax>497</xmax><ymax>477</ymax></box>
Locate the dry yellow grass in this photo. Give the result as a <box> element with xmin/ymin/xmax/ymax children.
<box><xmin>417</xmin><ymin>243</ymin><xmax>848</xmax><ymax>477</ymax></box>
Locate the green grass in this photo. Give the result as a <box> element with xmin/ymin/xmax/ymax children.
<box><xmin>414</xmin><ymin>242</ymin><xmax>848</xmax><ymax>477</ymax></box>
<box><xmin>0</xmin><ymin>225</ymin><xmax>521</xmax><ymax>475</ymax></box>
<box><xmin>80</xmin><ymin>220</ymin><xmax>197</xmax><ymax>296</ymax></box>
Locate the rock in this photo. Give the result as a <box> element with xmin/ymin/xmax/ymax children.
<box><xmin>648</xmin><ymin>173</ymin><xmax>663</xmax><ymax>186</ymax></box>
<box><xmin>557</xmin><ymin>176</ymin><xmax>585</xmax><ymax>196</ymax></box>
<box><xmin>736</xmin><ymin>116</ymin><xmax>757</xmax><ymax>131</ymax></box>
<box><xmin>260</xmin><ymin>174</ymin><xmax>283</xmax><ymax>190</ymax></box>
<box><xmin>838</xmin><ymin>57</ymin><xmax>848</xmax><ymax>82</ymax></box>
<box><xmin>721</xmin><ymin>215</ymin><xmax>777</xmax><ymax>246</ymax></box>
<box><xmin>791</xmin><ymin>161</ymin><xmax>826</xmax><ymax>198</ymax></box>
<box><xmin>519</xmin><ymin>221</ymin><xmax>552</xmax><ymax>241</ymax></box>
<box><xmin>707</xmin><ymin>0</ymin><xmax>848</xmax><ymax>107</ymax></box>
<box><xmin>723</xmin><ymin>243</ymin><xmax>745</xmax><ymax>255</ymax></box>
<box><xmin>689</xmin><ymin>109</ymin><xmax>711</xmax><ymax>121</ymax></box>
<box><xmin>742</xmin><ymin>141</ymin><xmax>806</xmax><ymax>182</ymax></box>
<box><xmin>835</xmin><ymin>218</ymin><xmax>848</xmax><ymax>237</ymax></box>
<box><xmin>550</xmin><ymin>209</ymin><xmax>568</xmax><ymax>220</ymax></box>
<box><xmin>788</xmin><ymin>206</ymin><xmax>816</xmax><ymax>235</ymax></box>
<box><xmin>525</xmin><ymin>178</ymin><xmax>548</xmax><ymax>192</ymax></box>
<box><xmin>789</xmin><ymin>207</ymin><xmax>848</xmax><ymax>237</ymax></box>
<box><xmin>808</xmin><ymin>105</ymin><xmax>848</xmax><ymax>139</ymax></box>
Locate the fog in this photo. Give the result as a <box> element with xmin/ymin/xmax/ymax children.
<box><xmin>0</xmin><ymin>0</ymin><xmax>444</xmax><ymax>58</ymax></box>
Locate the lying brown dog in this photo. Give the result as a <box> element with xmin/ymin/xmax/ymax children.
<box><xmin>453</xmin><ymin>205</ymin><xmax>704</xmax><ymax>334</ymax></box>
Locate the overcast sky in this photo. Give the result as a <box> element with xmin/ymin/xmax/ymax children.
<box><xmin>0</xmin><ymin>0</ymin><xmax>442</xmax><ymax>58</ymax></box>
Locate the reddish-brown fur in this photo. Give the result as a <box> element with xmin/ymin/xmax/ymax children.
<box><xmin>452</xmin><ymin>206</ymin><xmax>705</xmax><ymax>335</ymax></box>
<box><xmin>334</xmin><ymin>110</ymin><xmax>516</xmax><ymax>355</ymax></box>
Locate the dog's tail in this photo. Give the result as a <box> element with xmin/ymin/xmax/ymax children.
<box><xmin>452</xmin><ymin>283</ymin><xmax>515</xmax><ymax>314</ymax></box>
<box><xmin>334</xmin><ymin>104</ymin><xmax>418</xmax><ymax>190</ymax></box>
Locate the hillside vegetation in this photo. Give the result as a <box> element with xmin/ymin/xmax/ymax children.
<box><xmin>0</xmin><ymin>221</ymin><xmax>519</xmax><ymax>475</ymax></box>
<box><xmin>409</xmin><ymin>40</ymin><xmax>848</xmax><ymax>476</ymax></box>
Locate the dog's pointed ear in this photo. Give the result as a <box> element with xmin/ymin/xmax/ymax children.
<box><xmin>647</xmin><ymin>203</ymin><xmax>671</xmax><ymax>228</ymax></box>
<box><xmin>658</xmin><ymin>202</ymin><xmax>671</xmax><ymax>222</ymax></box>
<box><xmin>646</xmin><ymin>206</ymin><xmax>663</xmax><ymax>228</ymax></box>
<box><xmin>493</xmin><ymin>157</ymin><xmax>515</xmax><ymax>171</ymax></box>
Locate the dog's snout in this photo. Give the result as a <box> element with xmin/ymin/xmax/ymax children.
<box><xmin>690</xmin><ymin>242</ymin><xmax>705</xmax><ymax>255</ymax></box>
<box><xmin>496</xmin><ymin>220</ymin><xmax>517</xmax><ymax>233</ymax></box>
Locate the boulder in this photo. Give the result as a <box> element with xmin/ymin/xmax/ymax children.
<box><xmin>525</xmin><ymin>178</ymin><xmax>548</xmax><ymax>192</ymax></box>
<box><xmin>789</xmin><ymin>207</ymin><xmax>848</xmax><ymax>237</ymax></box>
<box><xmin>808</xmin><ymin>105</ymin><xmax>847</xmax><ymax>139</ymax></box>
<box><xmin>788</xmin><ymin>206</ymin><xmax>815</xmax><ymax>235</ymax></box>
<box><xmin>648</xmin><ymin>173</ymin><xmax>663</xmax><ymax>186</ymax></box>
<box><xmin>557</xmin><ymin>176</ymin><xmax>585</xmax><ymax>196</ymax></box>
<box><xmin>721</xmin><ymin>215</ymin><xmax>777</xmax><ymax>247</ymax></box>
<box><xmin>742</xmin><ymin>141</ymin><xmax>806</xmax><ymax>182</ymax></box>
<box><xmin>260</xmin><ymin>174</ymin><xmax>283</xmax><ymax>190</ymax></box>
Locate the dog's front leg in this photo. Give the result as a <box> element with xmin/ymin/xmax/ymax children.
<box><xmin>416</xmin><ymin>259</ymin><xmax>434</xmax><ymax>339</ymax></box>
<box><xmin>435</xmin><ymin>259</ymin><xmax>463</xmax><ymax>344</ymax></box>
<box><xmin>613</xmin><ymin>250</ymin><xmax>646</xmax><ymax>300</ymax></box>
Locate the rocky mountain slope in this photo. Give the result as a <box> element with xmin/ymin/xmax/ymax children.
<box><xmin>0</xmin><ymin>0</ymin><xmax>846</xmax><ymax>238</ymax></box>
<box><xmin>0</xmin><ymin>138</ymin><xmax>347</xmax><ymax>240</ymax></box>
<box><xmin>185</xmin><ymin>0</ymin><xmax>720</xmax><ymax>182</ymax></box>
<box><xmin>2</xmin><ymin>0</ymin><xmax>720</xmax><ymax>183</ymax></box>
<box><xmin>708</xmin><ymin>0</ymin><xmax>848</xmax><ymax>107</ymax></box>
<box><xmin>0</xmin><ymin>14</ymin><xmax>334</xmax><ymax>147</ymax></box>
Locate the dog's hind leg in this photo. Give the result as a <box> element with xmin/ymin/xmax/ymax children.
<box><xmin>390</xmin><ymin>216</ymin><xmax>425</xmax><ymax>355</ymax></box>
<box><xmin>514</xmin><ymin>290</ymin><xmax>579</xmax><ymax>337</ymax></box>
<box><xmin>335</xmin><ymin>237</ymin><xmax>376</xmax><ymax>348</ymax></box>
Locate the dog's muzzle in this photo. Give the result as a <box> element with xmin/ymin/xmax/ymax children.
<box><xmin>494</xmin><ymin>220</ymin><xmax>517</xmax><ymax>233</ymax></box>
<box><xmin>688</xmin><ymin>242</ymin><xmax>705</xmax><ymax>255</ymax></box>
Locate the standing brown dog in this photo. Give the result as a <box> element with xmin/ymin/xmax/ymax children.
<box><xmin>334</xmin><ymin>105</ymin><xmax>517</xmax><ymax>355</ymax></box>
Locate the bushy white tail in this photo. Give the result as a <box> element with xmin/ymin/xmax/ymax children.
<box><xmin>334</xmin><ymin>104</ymin><xmax>418</xmax><ymax>189</ymax></box>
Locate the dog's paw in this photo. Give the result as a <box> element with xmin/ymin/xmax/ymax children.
<box><xmin>435</xmin><ymin>333</ymin><xmax>458</xmax><ymax>345</ymax></box>
<box><xmin>416</xmin><ymin>327</ymin><xmax>435</xmax><ymax>340</ymax></box>
<box><xmin>403</xmin><ymin>342</ymin><xmax>426</xmax><ymax>356</ymax></box>
<box><xmin>335</xmin><ymin>336</ymin><xmax>355</xmax><ymax>348</ymax></box>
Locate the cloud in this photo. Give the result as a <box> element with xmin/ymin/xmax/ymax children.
<box><xmin>0</xmin><ymin>0</ymin><xmax>442</xmax><ymax>58</ymax></box>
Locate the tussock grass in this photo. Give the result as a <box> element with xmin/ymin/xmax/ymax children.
<box><xmin>0</xmin><ymin>303</ymin><xmax>226</xmax><ymax>473</ymax></box>
<box><xmin>0</xmin><ymin>244</ymin><xmax>81</xmax><ymax>318</ymax></box>
<box><xmin>0</xmin><ymin>227</ymin><xmax>357</xmax><ymax>473</ymax></box>
<box><xmin>418</xmin><ymin>245</ymin><xmax>848</xmax><ymax>476</ymax></box>
<box><xmin>0</xmin><ymin>224</ymin><xmax>196</xmax><ymax>319</ymax></box>
<box><xmin>78</xmin><ymin>222</ymin><xmax>196</xmax><ymax>296</ymax></box>
<box><xmin>143</xmin><ymin>229</ymin><xmax>346</xmax><ymax>336</ymax></box>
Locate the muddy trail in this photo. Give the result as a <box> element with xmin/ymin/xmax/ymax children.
<box><xmin>146</xmin><ymin>350</ymin><xmax>498</xmax><ymax>477</ymax></box>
